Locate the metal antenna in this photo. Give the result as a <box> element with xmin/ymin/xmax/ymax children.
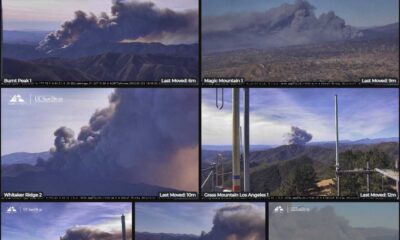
<box><xmin>333</xmin><ymin>95</ymin><xmax>399</xmax><ymax>198</ymax></box>
<box><xmin>243</xmin><ymin>88</ymin><xmax>250</xmax><ymax>192</ymax></box>
<box><xmin>216</xmin><ymin>88</ymin><xmax>224</xmax><ymax>110</ymax></box>
<box><xmin>335</xmin><ymin>95</ymin><xmax>340</xmax><ymax>196</ymax></box>
<box><xmin>121</xmin><ymin>214</ymin><xmax>127</xmax><ymax>240</ymax></box>
<box><xmin>366</xmin><ymin>160</ymin><xmax>370</xmax><ymax>193</ymax></box>
<box><xmin>232</xmin><ymin>88</ymin><xmax>241</xmax><ymax>192</ymax></box>
<box><xmin>239</xmin><ymin>126</ymin><xmax>244</xmax><ymax>157</ymax></box>
<box><xmin>215</xmin><ymin>157</ymin><xmax>220</xmax><ymax>187</ymax></box>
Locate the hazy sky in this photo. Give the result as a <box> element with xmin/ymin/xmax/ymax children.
<box><xmin>1</xmin><ymin>202</ymin><xmax>132</xmax><ymax>240</ymax></box>
<box><xmin>274</xmin><ymin>202</ymin><xmax>399</xmax><ymax>230</ymax></box>
<box><xmin>3</xmin><ymin>0</ymin><xmax>198</xmax><ymax>30</ymax></box>
<box><xmin>135</xmin><ymin>202</ymin><xmax>265</xmax><ymax>235</ymax></box>
<box><xmin>202</xmin><ymin>0</ymin><xmax>399</xmax><ymax>27</ymax></box>
<box><xmin>202</xmin><ymin>88</ymin><xmax>399</xmax><ymax>146</ymax></box>
<box><xmin>1</xmin><ymin>88</ymin><xmax>114</xmax><ymax>155</ymax></box>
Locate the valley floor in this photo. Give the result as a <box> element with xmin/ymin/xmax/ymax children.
<box><xmin>202</xmin><ymin>39</ymin><xmax>399</xmax><ymax>82</ymax></box>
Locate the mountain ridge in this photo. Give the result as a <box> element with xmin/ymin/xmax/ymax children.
<box><xmin>3</xmin><ymin>51</ymin><xmax>198</xmax><ymax>81</ymax></box>
<box><xmin>1</xmin><ymin>151</ymin><xmax>51</xmax><ymax>166</ymax></box>
<box><xmin>202</xmin><ymin>141</ymin><xmax>399</xmax><ymax>166</ymax></box>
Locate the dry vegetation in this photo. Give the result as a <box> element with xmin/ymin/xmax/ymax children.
<box><xmin>202</xmin><ymin>39</ymin><xmax>399</xmax><ymax>82</ymax></box>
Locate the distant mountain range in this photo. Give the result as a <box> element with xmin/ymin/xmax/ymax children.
<box><xmin>3</xmin><ymin>40</ymin><xmax>198</xmax><ymax>61</ymax></box>
<box><xmin>309</xmin><ymin>137</ymin><xmax>399</xmax><ymax>146</ymax></box>
<box><xmin>356</xmin><ymin>227</ymin><xmax>399</xmax><ymax>240</ymax></box>
<box><xmin>203</xmin><ymin>137</ymin><xmax>398</xmax><ymax>153</ymax></box>
<box><xmin>3</xmin><ymin>137</ymin><xmax>397</xmax><ymax>166</ymax></box>
<box><xmin>202</xmin><ymin>140</ymin><xmax>399</xmax><ymax>169</ymax></box>
<box><xmin>358</xmin><ymin>23</ymin><xmax>399</xmax><ymax>40</ymax></box>
<box><xmin>3</xmin><ymin>30</ymin><xmax>50</xmax><ymax>45</ymax></box>
<box><xmin>1</xmin><ymin>151</ymin><xmax>50</xmax><ymax>166</ymax></box>
<box><xmin>2</xmin><ymin>32</ymin><xmax>198</xmax><ymax>82</ymax></box>
<box><xmin>202</xmin><ymin>144</ymin><xmax>274</xmax><ymax>151</ymax></box>
<box><xmin>135</xmin><ymin>232</ymin><xmax>199</xmax><ymax>240</ymax></box>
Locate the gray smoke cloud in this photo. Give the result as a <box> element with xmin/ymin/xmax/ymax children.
<box><xmin>201</xmin><ymin>204</ymin><xmax>265</xmax><ymax>240</ymax></box>
<box><xmin>285</xmin><ymin>126</ymin><xmax>312</xmax><ymax>145</ymax></box>
<box><xmin>44</xmin><ymin>88</ymin><xmax>199</xmax><ymax>192</ymax></box>
<box><xmin>203</xmin><ymin>0</ymin><xmax>362</xmax><ymax>53</ymax></box>
<box><xmin>53</xmin><ymin>127</ymin><xmax>78</xmax><ymax>152</ymax></box>
<box><xmin>38</xmin><ymin>0</ymin><xmax>198</xmax><ymax>52</ymax></box>
<box><xmin>61</xmin><ymin>227</ymin><xmax>132</xmax><ymax>240</ymax></box>
<box><xmin>269</xmin><ymin>204</ymin><xmax>365</xmax><ymax>240</ymax></box>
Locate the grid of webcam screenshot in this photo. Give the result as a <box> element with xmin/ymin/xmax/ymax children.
<box><xmin>0</xmin><ymin>0</ymin><xmax>399</xmax><ymax>240</ymax></box>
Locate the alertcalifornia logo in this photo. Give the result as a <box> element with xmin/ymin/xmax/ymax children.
<box><xmin>9</xmin><ymin>95</ymin><xmax>26</xmax><ymax>104</ymax></box>
<box><xmin>8</xmin><ymin>94</ymin><xmax>64</xmax><ymax>105</ymax></box>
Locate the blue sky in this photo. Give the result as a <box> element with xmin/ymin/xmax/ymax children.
<box><xmin>1</xmin><ymin>202</ymin><xmax>132</xmax><ymax>240</ymax></box>
<box><xmin>273</xmin><ymin>202</ymin><xmax>399</xmax><ymax>229</ymax></box>
<box><xmin>1</xmin><ymin>88</ymin><xmax>114</xmax><ymax>155</ymax></box>
<box><xmin>202</xmin><ymin>0</ymin><xmax>399</xmax><ymax>27</ymax></box>
<box><xmin>202</xmin><ymin>88</ymin><xmax>399</xmax><ymax>145</ymax></box>
<box><xmin>3</xmin><ymin>0</ymin><xmax>198</xmax><ymax>31</ymax></box>
<box><xmin>135</xmin><ymin>202</ymin><xmax>265</xmax><ymax>235</ymax></box>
